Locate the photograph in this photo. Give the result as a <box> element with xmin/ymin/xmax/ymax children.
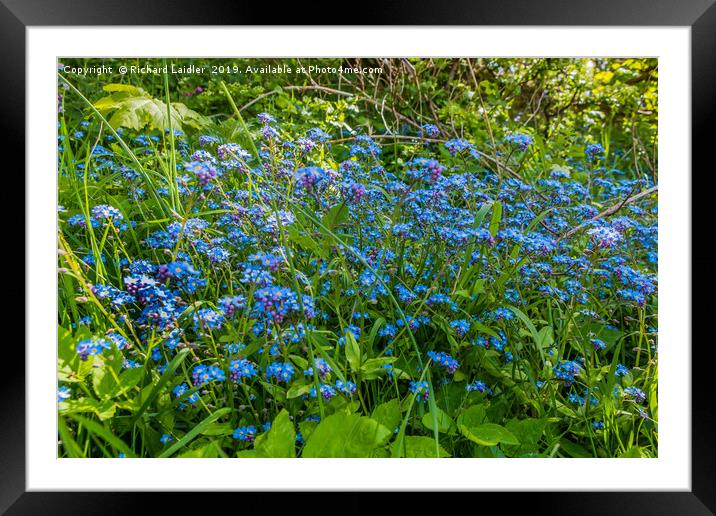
<box><xmin>56</xmin><ymin>56</ymin><xmax>659</xmax><ymax>459</ymax></box>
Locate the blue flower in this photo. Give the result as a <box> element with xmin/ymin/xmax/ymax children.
<box><xmin>449</xmin><ymin>319</ymin><xmax>471</xmax><ymax>338</ymax></box>
<box><xmin>615</xmin><ymin>363</ymin><xmax>630</xmax><ymax>376</ymax></box>
<box><xmin>504</xmin><ymin>133</ymin><xmax>533</xmax><ymax>151</ymax></box>
<box><xmin>266</xmin><ymin>362</ymin><xmax>296</xmax><ymax>383</ymax></box>
<box><xmin>57</xmin><ymin>386</ymin><xmax>71</xmax><ymax>403</ymax></box>
<box><xmin>427</xmin><ymin>351</ymin><xmax>459</xmax><ymax>374</ymax></box>
<box><xmin>624</xmin><ymin>387</ymin><xmax>646</xmax><ymax>403</ymax></box>
<box><xmin>229</xmin><ymin>359</ymin><xmax>258</xmax><ymax>382</ymax></box>
<box><xmin>335</xmin><ymin>379</ymin><xmax>357</xmax><ymax>395</ymax></box>
<box><xmin>192</xmin><ymin>364</ymin><xmax>226</xmax><ymax>386</ymax></box>
<box><xmin>233</xmin><ymin>425</ymin><xmax>257</xmax><ymax>443</ymax></box>
<box><xmin>585</xmin><ymin>143</ymin><xmax>604</xmax><ymax>161</ymax></box>
<box><xmin>409</xmin><ymin>380</ymin><xmax>430</xmax><ymax>401</ymax></box>
<box><xmin>76</xmin><ymin>337</ymin><xmax>112</xmax><ymax>361</ymax></box>
<box><xmin>466</xmin><ymin>380</ymin><xmax>491</xmax><ymax>395</ymax></box>
<box><xmin>553</xmin><ymin>360</ymin><xmax>582</xmax><ymax>386</ymax></box>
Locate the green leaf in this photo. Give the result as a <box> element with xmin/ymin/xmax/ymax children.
<box><xmin>321</xmin><ymin>203</ymin><xmax>349</xmax><ymax>231</ymax></box>
<box><xmin>260</xmin><ymin>381</ymin><xmax>286</xmax><ymax>401</ymax></box>
<box><xmin>286</xmin><ymin>383</ymin><xmax>312</xmax><ymax>399</ymax></box>
<box><xmin>506</xmin><ymin>305</ymin><xmax>546</xmax><ymax>364</ymax></box>
<box><xmin>289</xmin><ymin>354</ymin><xmax>308</xmax><ymax>370</ymax></box>
<box><xmin>507</xmin><ymin>305</ymin><xmax>540</xmax><ymax>344</ymax></box>
<box><xmin>390</xmin><ymin>436</ymin><xmax>451</xmax><ymax>458</ymax></box>
<box><xmin>240</xmin><ymin>409</ymin><xmax>296</xmax><ymax>458</ymax></box>
<box><xmin>199</xmin><ymin>423</ymin><xmax>233</xmax><ymax>437</ymax></box>
<box><xmin>503</xmin><ymin>418</ymin><xmax>549</xmax><ymax>455</ymax></box>
<box><xmin>366</xmin><ymin>317</ymin><xmax>386</xmax><ymax>351</ymax></box>
<box><xmin>58</xmin><ymin>325</ymin><xmax>81</xmax><ymax>363</ymax></box>
<box><xmin>103</xmin><ymin>83</ymin><xmax>141</xmax><ymax>94</ymax></box>
<box><xmin>67</xmin><ymin>414</ymin><xmax>135</xmax><ymax>457</ymax></box>
<box><xmin>130</xmin><ymin>349</ymin><xmax>190</xmax><ymax>425</ymax></box>
<box><xmin>421</xmin><ymin>406</ymin><xmax>457</xmax><ymax>435</ymax></box>
<box><xmin>93</xmin><ymin>84</ymin><xmax>207</xmax><ymax>132</ymax></box>
<box><xmin>58</xmin><ymin>326</ymin><xmax>95</xmax><ymax>383</ymax></box>
<box><xmin>457</xmin><ymin>404</ymin><xmax>488</xmax><ymax>428</ymax></box>
<box><xmin>178</xmin><ymin>440</ymin><xmax>224</xmax><ymax>458</ymax></box>
<box><xmin>59</xmin><ymin>397</ymin><xmax>117</xmax><ymax>421</ymax></box>
<box><xmin>619</xmin><ymin>446</ymin><xmax>645</xmax><ymax>458</ymax></box>
<box><xmin>58</xmin><ymin>416</ymin><xmax>84</xmax><ymax>458</ymax></box>
<box><xmin>298</xmin><ymin>419</ymin><xmax>319</xmax><ymax>443</ymax></box>
<box><xmin>371</xmin><ymin>399</ymin><xmax>401</xmax><ymax>431</ymax></box>
<box><xmin>459</xmin><ymin>423</ymin><xmax>520</xmax><ymax>447</ymax></box>
<box><xmin>536</xmin><ymin>326</ymin><xmax>554</xmax><ymax>350</ymax></box>
<box><xmin>92</xmin><ymin>364</ymin><xmax>116</xmax><ymax>398</ymax></box>
<box><xmin>159</xmin><ymin>407</ymin><xmax>231</xmax><ymax>458</ymax></box>
<box><xmin>344</xmin><ymin>330</ymin><xmax>362</xmax><ymax>372</ymax></box>
<box><xmin>360</xmin><ymin>357</ymin><xmax>396</xmax><ymax>380</ymax></box>
<box><xmin>287</xmin><ymin>226</ymin><xmax>325</xmax><ymax>257</ymax></box>
<box><xmin>473</xmin><ymin>201</ymin><xmax>494</xmax><ymax>231</ymax></box>
<box><xmin>559</xmin><ymin>438</ymin><xmax>592</xmax><ymax>458</ymax></box>
<box><xmin>302</xmin><ymin>413</ymin><xmax>392</xmax><ymax>457</ymax></box>
<box><xmin>488</xmin><ymin>200</ymin><xmax>502</xmax><ymax>236</ymax></box>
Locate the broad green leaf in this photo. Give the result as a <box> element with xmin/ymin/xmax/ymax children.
<box><xmin>92</xmin><ymin>365</ymin><xmax>117</xmax><ymax>399</ymax></box>
<box><xmin>93</xmin><ymin>85</ymin><xmax>207</xmax><ymax>132</ymax></box>
<box><xmin>298</xmin><ymin>419</ymin><xmax>319</xmax><ymax>443</ymax></box>
<box><xmin>58</xmin><ymin>326</ymin><xmax>95</xmax><ymax>383</ymax></box>
<box><xmin>240</xmin><ymin>409</ymin><xmax>296</xmax><ymax>458</ymax></box>
<box><xmin>503</xmin><ymin>418</ymin><xmax>549</xmax><ymax>455</ymax></box>
<box><xmin>60</xmin><ymin>397</ymin><xmax>117</xmax><ymax>421</ymax></box>
<box><xmin>390</xmin><ymin>436</ymin><xmax>450</xmax><ymax>458</ymax></box>
<box><xmin>360</xmin><ymin>357</ymin><xmax>396</xmax><ymax>380</ymax></box>
<box><xmin>302</xmin><ymin>413</ymin><xmax>392</xmax><ymax>457</ymax></box>
<box><xmin>371</xmin><ymin>399</ymin><xmax>401</xmax><ymax>431</ymax></box>
<box><xmin>286</xmin><ymin>383</ymin><xmax>311</xmax><ymax>399</ymax></box>
<box><xmin>321</xmin><ymin>203</ymin><xmax>349</xmax><ymax>231</ymax></box>
<box><xmin>178</xmin><ymin>440</ymin><xmax>224</xmax><ymax>458</ymax></box>
<box><xmin>619</xmin><ymin>446</ymin><xmax>645</xmax><ymax>458</ymax></box>
<box><xmin>199</xmin><ymin>423</ymin><xmax>233</xmax><ymax>437</ymax></box>
<box><xmin>103</xmin><ymin>83</ymin><xmax>141</xmax><ymax>94</ymax></box>
<box><xmin>421</xmin><ymin>406</ymin><xmax>457</xmax><ymax>435</ymax></box>
<box><xmin>460</xmin><ymin>423</ymin><xmax>520</xmax><ymax>447</ymax></box>
<box><xmin>287</xmin><ymin>226</ymin><xmax>325</xmax><ymax>257</ymax></box>
<box><xmin>457</xmin><ymin>404</ymin><xmax>488</xmax><ymax>428</ymax></box>
<box><xmin>559</xmin><ymin>438</ymin><xmax>592</xmax><ymax>458</ymax></box>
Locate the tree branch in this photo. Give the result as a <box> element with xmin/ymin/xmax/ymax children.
<box><xmin>557</xmin><ymin>186</ymin><xmax>658</xmax><ymax>242</ymax></box>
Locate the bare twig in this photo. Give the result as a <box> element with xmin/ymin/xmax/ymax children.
<box><xmin>327</xmin><ymin>133</ymin><xmax>535</xmax><ymax>186</ymax></box>
<box><xmin>558</xmin><ymin>186</ymin><xmax>658</xmax><ymax>242</ymax></box>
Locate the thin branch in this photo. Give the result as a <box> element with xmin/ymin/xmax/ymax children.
<box><xmin>328</xmin><ymin>133</ymin><xmax>545</xmax><ymax>197</ymax></box>
<box><xmin>558</xmin><ymin>186</ymin><xmax>658</xmax><ymax>242</ymax></box>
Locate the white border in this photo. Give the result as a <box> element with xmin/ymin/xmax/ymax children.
<box><xmin>27</xmin><ymin>27</ymin><xmax>690</xmax><ymax>491</ymax></box>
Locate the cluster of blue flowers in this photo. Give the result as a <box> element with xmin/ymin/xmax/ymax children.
<box><xmin>427</xmin><ymin>351</ymin><xmax>459</xmax><ymax>374</ymax></box>
<box><xmin>192</xmin><ymin>364</ymin><xmax>226</xmax><ymax>385</ymax></box>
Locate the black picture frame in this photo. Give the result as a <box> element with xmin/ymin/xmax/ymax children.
<box><xmin>6</xmin><ymin>1</ymin><xmax>713</xmax><ymax>513</ymax></box>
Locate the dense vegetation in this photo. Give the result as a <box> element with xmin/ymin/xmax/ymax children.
<box><xmin>57</xmin><ymin>58</ymin><xmax>658</xmax><ymax>458</ymax></box>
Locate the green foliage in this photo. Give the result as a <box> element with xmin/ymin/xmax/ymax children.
<box><xmin>238</xmin><ymin>410</ymin><xmax>296</xmax><ymax>458</ymax></box>
<box><xmin>93</xmin><ymin>83</ymin><xmax>207</xmax><ymax>132</ymax></box>
<box><xmin>302</xmin><ymin>413</ymin><xmax>392</xmax><ymax>457</ymax></box>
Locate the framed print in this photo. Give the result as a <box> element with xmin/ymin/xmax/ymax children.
<box><xmin>6</xmin><ymin>0</ymin><xmax>714</xmax><ymax>513</ymax></box>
